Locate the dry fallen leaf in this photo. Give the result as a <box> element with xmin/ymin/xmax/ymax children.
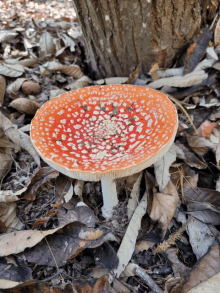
<box><xmin>0</xmin><ymin>153</ymin><xmax>13</xmax><ymax>181</ymax></box>
<box><xmin>39</xmin><ymin>31</ymin><xmax>56</xmax><ymax>60</ymax></box>
<box><xmin>187</xmin><ymin>272</ymin><xmax>220</xmax><ymax>293</ymax></box>
<box><xmin>21</xmin><ymin>222</ymin><xmax>105</xmax><ymax>267</ymax></box>
<box><xmin>23</xmin><ymin>167</ymin><xmax>59</xmax><ymax>201</ymax></box>
<box><xmin>0</xmin><ymin>225</ymin><xmax>64</xmax><ymax>257</ymax></box>
<box><xmin>7</xmin><ymin>78</ymin><xmax>27</xmax><ymax>93</ymax></box>
<box><xmin>9</xmin><ymin>98</ymin><xmax>40</xmax><ymax>115</ymax></box>
<box><xmin>0</xmin><ymin>187</ymin><xmax>27</xmax><ymax>203</ymax></box>
<box><xmin>197</xmin><ymin>120</ymin><xmax>217</xmax><ymax>139</ymax></box>
<box><xmin>148</xmin><ymin>181</ymin><xmax>179</xmax><ymax>238</ymax></box>
<box><xmin>0</xmin><ymin>75</ymin><xmax>6</xmax><ymax>105</ymax></box>
<box><xmin>165</xmin><ymin>248</ymin><xmax>190</xmax><ymax>277</ymax></box>
<box><xmin>177</xmin><ymin>240</ymin><xmax>220</xmax><ymax>293</ymax></box>
<box><xmin>175</xmin><ymin>141</ymin><xmax>207</xmax><ymax>169</ymax></box>
<box><xmin>148</xmin><ymin>70</ymin><xmax>208</xmax><ymax>89</ymax></box>
<box><xmin>0</xmin><ymin>202</ymin><xmax>23</xmax><ymax>233</ymax></box>
<box><xmin>0</xmin><ymin>112</ymin><xmax>40</xmax><ymax>165</ymax></box>
<box><xmin>21</xmin><ymin>81</ymin><xmax>41</xmax><ymax>95</ymax></box>
<box><xmin>65</xmin><ymin>75</ymin><xmax>92</xmax><ymax>90</ymax></box>
<box><xmin>0</xmin><ymin>64</ymin><xmax>25</xmax><ymax>77</ymax></box>
<box><xmin>4</xmin><ymin>57</ymin><xmax>38</xmax><ymax>67</ymax></box>
<box><xmin>187</xmin><ymin>217</ymin><xmax>217</xmax><ymax>260</ymax></box>
<box><xmin>46</xmin><ymin>61</ymin><xmax>84</xmax><ymax>78</ymax></box>
<box><xmin>214</xmin><ymin>18</ymin><xmax>220</xmax><ymax>46</ymax></box>
<box><xmin>0</xmin><ymin>30</ymin><xmax>18</xmax><ymax>42</ymax></box>
<box><xmin>186</xmin><ymin>133</ymin><xmax>216</xmax><ymax>156</ymax></box>
<box><xmin>154</xmin><ymin>144</ymin><xmax>177</xmax><ymax>192</ymax></box>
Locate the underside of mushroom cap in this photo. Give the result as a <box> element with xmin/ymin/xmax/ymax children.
<box><xmin>30</xmin><ymin>85</ymin><xmax>178</xmax><ymax>181</ymax></box>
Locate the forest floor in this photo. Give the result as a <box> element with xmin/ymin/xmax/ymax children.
<box><xmin>1</xmin><ymin>1</ymin><xmax>220</xmax><ymax>293</ymax></box>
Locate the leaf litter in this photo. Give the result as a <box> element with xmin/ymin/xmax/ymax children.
<box><xmin>1</xmin><ymin>1</ymin><xmax>220</xmax><ymax>293</ymax></box>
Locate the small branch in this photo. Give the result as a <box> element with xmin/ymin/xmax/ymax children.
<box><xmin>124</xmin><ymin>263</ymin><xmax>164</xmax><ymax>293</ymax></box>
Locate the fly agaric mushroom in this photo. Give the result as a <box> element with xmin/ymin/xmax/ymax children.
<box><xmin>30</xmin><ymin>85</ymin><xmax>177</xmax><ymax>218</ymax></box>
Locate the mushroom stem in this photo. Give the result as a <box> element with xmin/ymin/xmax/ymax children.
<box><xmin>101</xmin><ymin>177</ymin><xmax>118</xmax><ymax>219</ymax></box>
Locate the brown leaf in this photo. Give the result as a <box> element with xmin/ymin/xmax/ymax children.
<box><xmin>32</xmin><ymin>217</ymin><xmax>48</xmax><ymax>230</ymax></box>
<box><xmin>186</xmin><ymin>133</ymin><xmax>216</xmax><ymax>156</ymax></box>
<box><xmin>0</xmin><ymin>220</ymin><xmax>6</xmax><ymax>233</ymax></box>
<box><xmin>46</xmin><ymin>61</ymin><xmax>84</xmax><ymax>78</ymax></box>
<box><xmin>7</xmin><ymin>78</ymin><xmax>27</xmax><ymax>93</ymax></box>
<box><xmin>0</xmin><ymin>75</ymin><xmax>6</xmax><ymax>106</ymax></box>
<box><xmin>197</xmin><ymin>120</ymin><xmax>217</xmax><ymax>139</ymax></box>
<box><xmin>187</xmin><ymin>218</ymin><xmax>217</xmax><ymax>259</ymax></box>
<box><xmin>175</xmin><ymin>141</ymin><xmax>207</xmax><ymax>169</ymax></box>
<box><xmin>180</xmin><ymin>240</ymin><xmax>220</xmax><ymax>293</ymax></box>
<box><xmin>73</xmin><ymin>275</ymin><xmax>109</xmax><ymax>293</ymax></box>
<box><xmin>165</xmin><ymin>248</ymin><xmax>190</xmax><ymax>277</ymax></box>
<box><xmin>0</xmin><ymin>153</ymin><xmax>13</xmax><ymax>181</ymax></box>
<box><xmin>0</xmin><ymin>225</ymin><xmax>64</xmax><ymax>257</ymax></box>
<box><xmin>39</xmin><ymin>32</ymin><xmax>56</xmax><ymax>60</ymax></box>
<box><xmin>214</xmin><ymin>18</ymin><xmax>220</xmax><ymax>46</ymax></box>
<box><xmin>21</xmin><ymin>81</ymin><xmax>41</xmax><ymax>95</ymax></box>
<box><xmin>184</xmin><ymin>179</ymin><xmax>220</xmax><ymax>207</ymax></box>
<box><xmin>65</xmin><ymin>76</ymin><xmax>92</xmax><ymax>90</ymax></box>
<box><xmin>22</xmin><ymin>222</ymin><xmax>105</xmax><ymax>267</ymax></box>
<box><xmin>4</xmin><ymin>57</ymin><xmax>38</xmax><ymax>67</ymax></box>
<box><xmin>58</xmin><ymin>203</ymin><xmax>96</xmax><ymax>228</ymax></box>
<box><xmin>125</xmin><ymin>65</ymin><xmax>140</xmax><ymax>84</ymax></box>
<box><xmin>23</xmin><ymin>167</ymin><xmax>59</xmax><ymax>201</ymax></box>
<box><xmin>0</xmin><ymin>64</ymin><xmax>24</xmax><ymax>77</ymax></box>
<box><xmin>148</xmin><ymin>181</ymin><xmax>179</xmax><ymax>238</ymax></box>
<box><xmin>10</xmin><ymin>97</ymin><xmax>40</xmax><ymax>115</ymax></box>
<box><xmin>0</xmin><ymin>202</ymin><xmax>23</xmax><ymax>233</ymax></box>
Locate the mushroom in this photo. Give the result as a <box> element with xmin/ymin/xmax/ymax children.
<box><xmin>30</xmin><ymin>85</ymin><xmax>178</xmax><ymax>219</ymax></box>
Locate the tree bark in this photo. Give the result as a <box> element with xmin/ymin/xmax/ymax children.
<box><xmin>72</xmin><ymin>0</ymin><xmax>219</xmax><ymax>79</ymax></box>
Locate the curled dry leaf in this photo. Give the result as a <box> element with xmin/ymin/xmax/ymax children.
<box><xmin>21</xmin><ymin>81</ymin><xmax>41</xmax><ymax>95</ymax></box>
<box><xmin>0</xmin><ymin>187</ymin><xmax>27</xmax><ymax>203</ymax></box>
<box><xmin>0</xmin><ymin>225</ymin><xmax>64</xmax><ymax>257</ymax></box>
<box><xmin>109</xmin><ymin>192</ymin><xmax>148</xmax><ymax>282</ymax></box>
<box><xmin>0</xmin><ymin>64</ymin><xmax>24</xmax><ymax>77</ymax></box>
<box><xmin>172</xmin><ymin>240</ymin><xmax>220</xmax><ymax>293</ymax></box>
<box><xmin>148</xmin><ymin>70</ymin><xmax>208</xmax><ymax>89</ymax></box>
<box><xmin>197</xmin><ymin>120</ymin><xmax>217</xmax><ymax>139</ymax></box>
<box><xmin>0</xmin><ymin>30</ymin><xmax>18</xmax><ymax>42</ymax></box>
<box><xmin>46</xmin><ymin>61</ymin><xmax>84</xmax><ymax>78</ymax></box>
<box><xmin>23</xmin><ymin>167</ymin><xmax>59</xmax><ymax>201</ymax></box>
<box><xmin>164</xmin><ymin>248</ymin><xmax>190</xmax><ymax>277</ymax></box>
<box><xmin>187</xmin><ymin>272</ymin><xmax>220</xmax><ymax>293</ymax></box>
<box><xmin>65</xmin><ymin>76</ymin><xmax>92</xmax><ymax>90</ymax></box>
<box><xmin>22</xmin><ymin>222</ymin><xmax>105</xmax><ymax>267</ymax></box>
<box><xmin>0</xmin><ymin>202</ymin><xmax>23</xmax><ymax>233</ymax></box>
<box><xmin>214</xmin><ymin>18</ymin><xmax>220</xmax><ymax>46</ymax></box>
<box><xmin>58</xmin><ymin>32</ymin><xmax>76</xmax><ymax>52</ymax></box>
<box><xmin>4</xmin><ymin>58</ymin><xmax>38</xmax><ymax>67</ymax></box>
<box><xmin>186</xmin><ymin>133</ymin><xmax>216</xmax><ymax>156</ymax></box>
<box><xmin>187</xmin><ymin>217</ymin><xmax>216</xmax><ymax>260</ymax></box>
<box><xmin>7</xmin><ymin>78</ymin><xmax>27</xmax><ymax>93</ymax></box>
<box><xmin>154</xmin><ymin>144</ymin><xmax>178</xmax><ymax>192</ymax></box>
<box><xmin>0</xmin><ymin>153</ymin><xmax>13</xmax><ymax>181</ymax></box>
<box><xmin>157</xmin><ymin>67</ymin><xmax>184</xmax><ymax>78</ymax></box>
<box><xmin>10</xmin><ymin>98</ymin><xmax>40</xmax><ymax>115</ymax></box>
<box><xmin>39</xmin><ymin>31</ymin><xmax>56</xmax><ymax>60</ymax></box>
<box><xmin>0</xmin><ymin>112</ymin><xmax>40</xmax><ymax>166</ymax></box>
<box><xmin>175</xmin><ymin>141</ymin><xmax>207</xmax><ymax>169</ymax></box>
<box><xmin>0</xmin><ymin>75</ymin><xmax>6</xmax><ymax>105</ymax></box>
<box><xmin>148</xmin><ymin>181</ymin><xmax>179</xmax><ymax>238</ymax></box>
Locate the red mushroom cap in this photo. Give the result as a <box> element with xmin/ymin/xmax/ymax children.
<box><xmin>30</xmin><ymin>85</ymin><xmax>178</xmax><ymax>181</ymax></box>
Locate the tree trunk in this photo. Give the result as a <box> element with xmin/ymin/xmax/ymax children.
<box><xmin>72</xmin><ymin>0</ymin><xmax>219</xmax><ymax>79</ymax></box>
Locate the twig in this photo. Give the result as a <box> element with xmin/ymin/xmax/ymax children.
<box><xmin>124</xmin><ymin>263</ymin><xmax>164</xmax><ymax>293</ymax></box>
